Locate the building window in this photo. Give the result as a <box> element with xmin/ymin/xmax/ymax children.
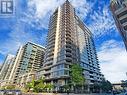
<box><xmin>59</xmin><ymin>70</ymin><xmax>64</xmax><ymax>75</ymax></box>
<box><xmin>90</xmin><ymin>76</ymin><xmax>94</xmax><ymax>78</ymax></box>
<box><xmin>117</xmin><ymin>10</ymin><xmax>127</xmax><ymax>18</ymax></box>
<box><xmin>64</xmin><ymin>70</ymin><xmax>69</xmax><ymax>75</ymax></box>
<box><xmin>124</xmin><ymin>25</ymin><xmax>127</xmax><ymax>30</ymax></box>
<box><xmin>120</xmin><ymin>17</ymin><xmax>127</xmax><ymax>24</ymax></box>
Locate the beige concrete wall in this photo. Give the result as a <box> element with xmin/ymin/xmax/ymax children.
<box><xmin>53</xmin><ymin>6</ymin><xmax>61</xmax><ymax>65</ymax></box>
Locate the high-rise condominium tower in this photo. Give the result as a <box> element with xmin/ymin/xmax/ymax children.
<box><xmin>0</xmin><ymin>54</ymin><xmax>15</xmax><ymax>81</ymax></box>
<box><xmin>9</xmin><ymin>42</ymin><xmax>45</xmax><ymax>84</ymax></box>
<box><xmin>110</xmin><ymin>0</ymin><xmax>127</xmax><ymax>51</ymax></box>
<box><xmin>43</xmin><ymin>0</ymin><xmax>103</xmax><ymax>88</ymax></box>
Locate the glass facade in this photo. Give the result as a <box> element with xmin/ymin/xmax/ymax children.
<box><xmin>76</xmin><ymin>18</ymin><xmax>103</xmax><ymax>83</ymax></box>
<box><xmin>20</xmin><ymin>43</ymin><xmax>33</xmax><ymax>74</ymax></box>
<box><xmin>43</xmin><ymin>0</ymin><xmax>103</xmax><ymax>87</ymax></box>
<box><xmin>11</xmin><ymin>42</ymin><xmax>45</xmax><ymax>84</ymax></box>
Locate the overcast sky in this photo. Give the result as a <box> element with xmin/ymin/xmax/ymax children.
<box><xmin>0</xmin><ymin>0</ymin><xmax>127</xmax><ymax>83</ymax></box>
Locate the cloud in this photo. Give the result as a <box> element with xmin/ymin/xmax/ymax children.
<box><xmin>21</xmin><ymin>0</ymin><xmax>97</xmax><ymax>29</ymax></box>
<box><xmin>20</xmin><ymin>0</ymin><xmax>64</xmax><ymax>29</ymax></box>
<box><xmin>0</xmin><ymin>0</ymin><xmax>126</xmax><ymax>84</ymax></box>
<box><xmin>98</xmin><ymin>40</ymin><xmax>127</xmax><ymax>83</ymax></box>
<box><xmin>0</xmin><ymin>59</ymin><xmax>3</xmax><ymax>64</ymax></box>
<box><xmin>70</xmin><ymin>0</ymin><xmax>97</xmax><ymax>20</ymax></box>
<box><xmin>88</xmin><ymin>5</ymin><xmax>117</xmax><ymax>37</ymax></box>
<box><xmin>0</xmin><ymin>17</ymin><xmax>47</xmax><ymax>56</ymax></box>
<box><xmin>0</xmin><ymin>0</ymin><xmax>96</xmax><ymax>56</ymax></box>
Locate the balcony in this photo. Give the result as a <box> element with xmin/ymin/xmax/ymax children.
<box><xmin>45</xmin><ymin>60</ymin><xmax>53</xmax><ymax>65</ymax></box>
<box><xmin>43</xmin><ymin>70</ymin><xmax>52</xmax><ymax>75</ymax></box>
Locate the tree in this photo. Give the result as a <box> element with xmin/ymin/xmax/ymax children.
<box><xmin>70</xmin><ymin>63</ymin><xmax>85</xmax><ymax>93</ymax></box>
<box><xmin>34</xmin><ymin>78</ymin><xmax>45</xmax><ymax>92</ymax></box>
<box><xmin>25</xmin><ymin>77</ymin><xmax>53</xmax><ymax>93</ymax></box>
<box><xmin>100</xmin><ymin>80</ymin><xmax>112</xmax><ymax>93</ymax></box>
<box><xmin>45</xmin><ymin>83</ymin><xmax>54</xmax><ymax>92</ymax></box>
<box><xmin>5</xmin><ymin>84</ymin><xmax>16</xmax><ymax>90</ymax></box>
<box><xmin>92</xmin><ymin>82</ymin><xmax>101</xmax><ymax>93</ymax></box>
<box><xmin>121</xmin><ymin>80</ymin><xmax>127</xmax><ymax>90</ymax></box>
<box><xmin>62</xmin><ymin>84</ymin><xmax>70</xmax><ymax>92</ymax></box>
<box><xmin>25</xmin><ymin>79</ymin><xmax>35</xmax><ymax>92</ymax></box>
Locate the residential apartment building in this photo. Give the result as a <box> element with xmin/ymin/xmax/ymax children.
<box><xmin>9</xmin><ymin>42</ymin><xmax>45</xmax><ymax>84</ymax></box>
<box><xmin>0</xmin><ymin>54</ymin><xmax>15</xmax><ymax>81</ymax></box>
<box><xmin>43</xmin><ymin>0</ymin><xmax>103</xmax><ymax>89</ymax></box>
<box><xmin>0</xmin><ymin>54</ymin><xmax>15</xmax><ymax>86</ymax></box>
<box><xmin>4</xmin><ymin>57</ymin><xmax>15</xmax><ymax>84</ymax></box>
<box><xmin>110</xmin><ymin>0</ymin><xmax>127</xmax><ymax>50</ymax></box>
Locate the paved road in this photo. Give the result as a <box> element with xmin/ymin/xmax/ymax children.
<box><xmin>22</xmin><ymin>93</ymin><xmax>113</xmax><ymax>95</ymax></box>
<box><xmin>116</xmin><ymin>92</ymin><xmax>127</xmax><ymax>95</ymax></box>
<box><xmin>22</xmin><ymin>92</ymin><xmax>127</xmax><ymax>95</ymax></box>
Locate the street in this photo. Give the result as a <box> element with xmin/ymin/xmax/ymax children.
<box><xmin>22</xmin><ymin>93</ymin><xmax>114</xmax><ymax>95</ymax></box>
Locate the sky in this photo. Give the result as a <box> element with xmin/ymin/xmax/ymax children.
<box><xmin>0</xmin><ymin>0</ymin><xmax>127</xmax><ymax>83</ymax></box>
